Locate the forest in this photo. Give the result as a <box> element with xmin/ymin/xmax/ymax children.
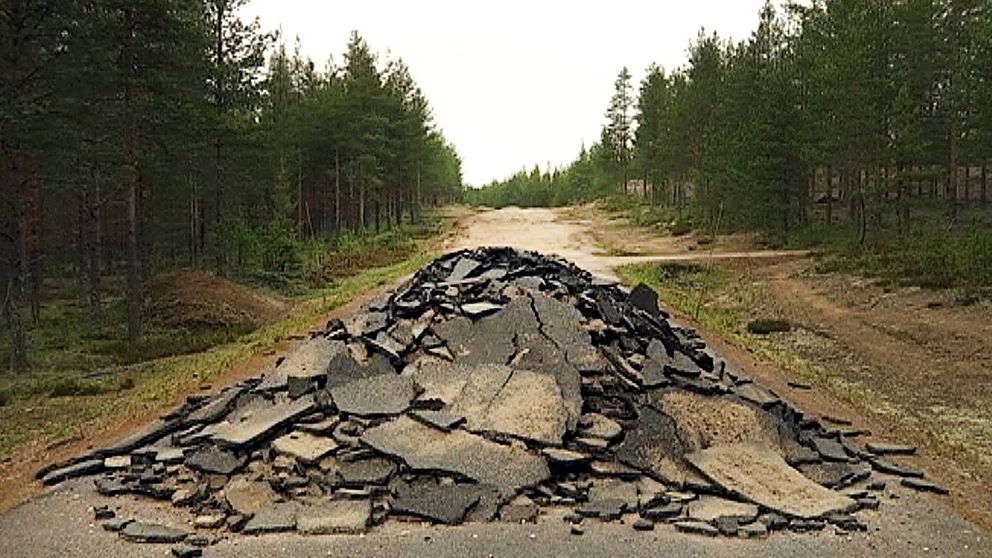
<box><xmin>1</xmin><ymin>0</ymin><xmax>463</xmax><ymax>370</ymax></box>
<box><xmin>468</xmin><ymin>0</ymin><xmax>992</xmax><ymax>273</ymax></box>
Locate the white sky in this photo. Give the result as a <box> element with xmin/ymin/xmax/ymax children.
<box><xmin>242</xmin><ymin>0</ymin><xmax>773</xmax><ymax>186</ymax></box>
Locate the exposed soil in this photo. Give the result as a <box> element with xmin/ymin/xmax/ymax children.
<box><xmin>756</xmin><ymin>260</ymin><xmax>992</xmax><ymax>528</ymax></box>
<box><xmin>670</xmin><ymin>261</ymin><xmax>992</xmax><ymax>531</ymax></box>
<box><xmin>147</xmin><ymin>271</ymin><xmax>290</xmax><ymax>331</ymax></box>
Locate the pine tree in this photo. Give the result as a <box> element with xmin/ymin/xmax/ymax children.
<box><xmin>604</xmin><ymin>67</ymin><xmax>634</xmax><ymax>193</ymax></box>
<box><xmin>204</xmin><ymin>0</ymin><xmax>272</xmax><ymax>270</ymax></box>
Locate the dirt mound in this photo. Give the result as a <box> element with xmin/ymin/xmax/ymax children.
<box><xmin>147</xmin><ymin>271</ymin><xmax>290</xmax><ymax>332</ymax></box>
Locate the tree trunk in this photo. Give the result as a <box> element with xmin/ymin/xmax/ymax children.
<box><xmin>857</xmin><ymin>171</ymin><xmax>867</xmax><ymax>246</ymax></box>
<box><xmin>982</xmin><ymin>164</ymin><xmax>988</xmax><ymax>206</ymax></box>
<box><xmin>126</xmin><ymin>176</ymin><xmax>141</xmax><ymax>340</ymax></box>
<box><xmin>87</xmin><ymin>178</ymin><xmax>102</xmax><ymax>317</ymax></box>
<box><xmin>374</xmin><ymin>199</ymin><xmax>381</xmax><ymax>235</ymax></box>
<box><xmin>358</xmin><ymin>181</ymin><xmax>366</xmax><ymax>230</ymax></box>
<box><xmin>899</xmin><ymin>165</ymin><xmax>910</xmax><ymax>234</ymax></box>
<box><xmin>297</xmin><ymin>153</ymin><xmax>303</xmax><ymax>238</ymax></box>
<box><xmin>212</xmin><ymin>2</ymin><xmax>226</xmax><ymax>272</ymax></box>
<box><xmin>123</xmin><ymin>6</ymin><xmax>141</xmax><ymax>340</ymax></box>
<box><xmin>334</xmin><ymin>150</ymin><xmax>341</xmax><ymax>232</ymax></box>
<box><xmin>825</xmin><ymin>166</ymin><xmax>833</xmax><ymax>226</ymax></box>
<box><xmin>347</xmin><ymin>170</ymin><xmax>355</xmax><ymax>230</ymax></box>
<box><xmin>5</xmin><ymin>152</ymin><xmax>30</xmax><ymax>370</ymax></box>
<box><xmin>414</xmin><ymin>165</ymin><xmax>421</xmax><ymax>223</ymax></box>
<box><xmin>949</xmin><ymin>129</ymin><xmax>959</xmax><ymax>224</ymax></box>
<box><xmin>189</xmin><ymin>171</ymin><xmax>200</xmax><ymax>268</ymax></box>
<box><xmin>26</xmin><ymin>165</ymin><xmax>41</xmax><ymax>323</ymax></box>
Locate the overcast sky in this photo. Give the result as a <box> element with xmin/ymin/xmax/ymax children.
<box><xmin>242</xmin><ymin>0</ymin><xmax>773</xmax><ymax>186</ymax></box>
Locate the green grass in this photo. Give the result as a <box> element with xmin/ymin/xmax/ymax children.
<box><xmin>787</xmin><ymin>217</ymin><xmax>992</xmax><ymax>291</ymax></box>
<box><xmin>618</xmin><ymin>262</ymin><xmax>747</xmax><ymax>336</ymax></box>
<box><xmin>601</xmin><ymin>196</ymin><xmax>684</xmax><ymax>231</ymax></box>
<box><xmin>618</xmin><ymin>260</ymin><xmax>830</xmax><ymax>388</ymax></box>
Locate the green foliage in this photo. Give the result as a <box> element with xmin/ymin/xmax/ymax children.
<box><xmin>617</xmin><ymin>262</ymin><xmax>744</xmax><ymax>335</ymax></box>
<box><xmin>467</xmin><ymin>143</ymin><xmax>618</xmax><ymax>207</ymax></box>
<box><xmin>746</xmin><ymin>319</ymin><xmax>793</xmax><ymax>335</ymax></box>
<box><xmin>828</xmin><ymin>223</ymin><xmax>992</xmax><ymax>289</ymax></box>
<box><xmin>1</xmin><ymin>3</ymin><xmax>464</xmax><ymax>369</ymax></box>
<box><xmin>601</xmin><ymin>196</ymin><xmax>679</xmax><ymax>229</ymax></box>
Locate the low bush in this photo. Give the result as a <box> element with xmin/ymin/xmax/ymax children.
<box><xmin>49</xmin><ymin>376</ymin><xmax>135</xmax><ymax>398</ymax></box>
<box><xmin>746</xmin><ymin>318</ymin><xmax>793</xmax><ymax>335</ymax></box>
<box><xmin>671</xmin><ymin>221</ymin><xmax>694</xmax><ymax>236</ymax></box>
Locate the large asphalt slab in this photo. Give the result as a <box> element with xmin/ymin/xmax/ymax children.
<box><xmin>1</xmin><ymin>477</ymin><xmax>988</xmax><ymax>558</ymax></box>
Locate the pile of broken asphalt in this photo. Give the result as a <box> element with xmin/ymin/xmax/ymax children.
<box><xmin>38</xmin><ymin>247</ymin><xmax>945</xmax><ymax>552</ymax></box>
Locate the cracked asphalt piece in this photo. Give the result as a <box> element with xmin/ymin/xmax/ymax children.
<box><xmin>361</xmin><ymin>416</ymin><xmax>550</xmax><ymax>496</ymax></box>
<box><xmin>328</xmin><ymin>373</ymin><xmax>415</xmax><ymax>417</ymax></box>
<box><xmin>211</xmin><ymin>395</ymin><xmax>316</xmax><ymax>448</ymax></box>
<box><xmin>686</xmin><ymin>444</ymin><xmax>858</xmax><ymax>519</ymax></box>
<box><xmin>390</xmin><ymin>477</ymin><xmax>490</xmax><ymax>524</ymax></box>
<box><xmin>28</xmin><ymin>247</ymin><xmax>957</xmax><ymax>554</ymax></box>
<box><xmin>296</xmin><ymin>500</ymin><xmax>371</xmax><ymax>534</ymax></box>
<box><xmin>409</xmin><ymin>361</ymin><xmax>570</xmax><ymax>444</ymax></box>
<box><xmin>255</xmin><ymin>337</ymin><xmax>346</xmax><ymax>392</ymax></box>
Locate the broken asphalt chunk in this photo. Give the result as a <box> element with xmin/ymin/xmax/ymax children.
<box><xmin>627</xmin><ymin>283</ymin><xmax>661</xmax><ymax>317</ymax></box>
<box><xmin>272</xmin><ymin>431</ymin><xmax>338</xmax><ymax>463</ymax></box>
<box><xmin>211</xmin><ymin>395</ymin><xmax>316</xmax><ymax>448</ymax></box>
<box><xmin>330</xmin><ymin>374</ymin><xmax>415</xmax><ymax>417</ymax></box>
<box><xmin>184</xmin><ymin>446</ymin><xmax>245</xmax><ymax>476</ymax></box>
<box><xmin>686</xmin><ymin>444</ymin><xmax>858</xmax><ymax>519</ymax></box>
<box><xmin>120</xmin><ymin>522</ymin><xmax>188</xmax><ymax>544</ymax></box>
<box><xmin>361</xmin><ymin>416</ymin><xmax>549</xmax><ymax>496</ymax></box>
<box><xmin>865</xmin><ymin>442</ymin><xmax>917</xmax><ymax>456</ymax></box>
<box><xmin>391</xmin><ymin>478</ymin><xmax>485</xmax><ymax>524</ymax></box>
<box><xmin>900</xmin><ymin>478</ymin><xmax>949</xmax><ymax>495</ymax></box>
<box><xmin>296</xmin><ymin>500</ymin><xmax>371</xmax><ymax>534</ymax></box>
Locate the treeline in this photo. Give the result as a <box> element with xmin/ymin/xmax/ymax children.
<box><xmin>1</xmin><ymin>0</ymin><xmax>462</xmax><ymax>369</ymax></box>
<box><xmin>465</xmin><ymin>143</ymin><xmax>619</xmax><ymax>208</ymax></box>
<box><xmin>472</xmin><ymin>0</ymin><xmax>992</xmax><ymax>236</ymax></box>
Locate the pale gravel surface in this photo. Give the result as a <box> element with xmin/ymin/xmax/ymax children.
<box><xmin>0</xmin><ymin>478</ymin><xmax>989</xmax><ymax>558</ymax></box>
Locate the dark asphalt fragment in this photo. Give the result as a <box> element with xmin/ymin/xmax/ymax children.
<box><xmin>901</xmin><ymin>478</ymin><xmax>949</xmax><ymax>495</ymax></box>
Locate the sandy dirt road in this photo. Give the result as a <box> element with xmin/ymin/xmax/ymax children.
<box><xmin>1</xmin><ymin>206</ymin><xmax>990</xmax><ymax>557</ymax></box>
<box><xmin>447</xmin><ymin>206</ymin><xmax>808</xmax><ymax>279</ymax></box>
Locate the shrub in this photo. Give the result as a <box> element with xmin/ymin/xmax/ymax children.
<box><xmin>746</xmin><ymin>318</ymin><xmax>793</xmax><ymax>335</ymax></box>
<box><xmin>671</xmin><ymin>221</ymin><xmax>693</xmax><ymax>236</ymax></box>
<box><xmin>49</xmin><ymin>376</ymin><xmax>135</xmax><ymax>398</ymax></box>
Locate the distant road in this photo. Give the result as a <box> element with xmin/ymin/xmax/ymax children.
<box><xmin>448</xmin><ymin>206</ymin><xmax>810</xmax><ymax>280</ymax></box>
